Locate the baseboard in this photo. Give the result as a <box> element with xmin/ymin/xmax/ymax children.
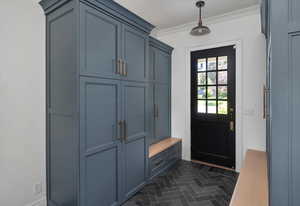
<box><xmin>25</xmin><ymin>195</ymin><xmax>46</xmax><ymax>206</ymax></box>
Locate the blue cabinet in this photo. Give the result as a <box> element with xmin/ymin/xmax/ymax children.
<box><xmin>154</xmin><ymin>84</ymin><xmax>171</xmax><ymax>141</ymax></box>
<box><xmin>122</xmin><ymin>25</ymin><xmax>148</xmax><ymax>82</ymax></box>
<box><xmin>80</xmin><ymin>4</ymin><xmax>122</xmax><ymax>79</ymax></box>
<box><xmin>80</xmin><ymin>77</ymin><xmax>122</xmax><ymax>206</ymax></box>
<box><xmin>122</xmin><ymin>81</ymin><xmax>148</xmax><ymax>199</ymax></box>
<box><xmin>262</xmin><ymin>0</ymin><xmax>300</xmax><ymax>205</ymax></box>
<box><xmin>149</xmin><ymin>141</ymin><xmax>181</xmax><ymax>178</ymax></box>
<box><xmin>149</xmin><ymin>37</ymin><xmax>173</xmax><ymax>144</ymax></box>
<box><xmin>40</xmin><ymin>0</ymin><xmax>154</xmax><ymax>206</ymax></box>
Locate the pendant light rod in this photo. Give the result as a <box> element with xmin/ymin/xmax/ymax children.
<box><xmin>197</xmin><ymin>1</ymin><xmax>205</xmax><ymax>26</ymax></box>
<box><xmin>190</xmin><ymin>1</ymin><xmax>210</xmax><ymax>36</ymax></box>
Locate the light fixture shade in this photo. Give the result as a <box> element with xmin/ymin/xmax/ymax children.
<box><xmin>190</xmin><ymin>1</ymin><xmax>210</xmax><ymax>36</ymax></box>
<box><xmin>190</xmin><ymin>25</ymin><xmax>210</xmax><ymax>36</ymax></box>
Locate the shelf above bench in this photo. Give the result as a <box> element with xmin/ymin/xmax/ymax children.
<box><xmin>149</xmin><ymin>137</ymin><xmax>182</xmax><ymax>158</ymax></box>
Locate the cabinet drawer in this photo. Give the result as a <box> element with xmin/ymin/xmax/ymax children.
<box><xmin>150</xmin><ymin>150</ymin><xmax>167</xmax><ymax>173</ymax></box>
<box><xmin>149</xmin><ymin>142</ymin><xmax>181</xmax><ymax>178</ymax></box>
<box><xmin>167</xmin><ymin>144</ymin><xmax>179</xmax><ymax>163</ymax></box>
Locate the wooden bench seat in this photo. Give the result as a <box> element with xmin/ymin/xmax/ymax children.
<box><xmin>149</xmin><ymin>137</ymin><xmax>182</xmax><ymax>158</ymax></box>
<box><xmin>230</xmin><ymin>149</ymin><xmax>269</xmax><ymax>206</ymax></box>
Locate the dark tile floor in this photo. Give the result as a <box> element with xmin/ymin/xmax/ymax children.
<box><xmin>123</xmin><ymin>160</ymin><xmax>238</xmax><ymax>206</ymax></box>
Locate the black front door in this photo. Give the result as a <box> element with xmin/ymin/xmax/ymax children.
<box><xmin>191</xmin><ymin>46</ymin><xmax>236</xmax><ymax>169</ymax></box>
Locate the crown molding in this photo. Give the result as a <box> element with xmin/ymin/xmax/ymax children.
<box><xmin>152</xmin><ymin>4</ymin><xmax>260</xmax><ymax>37</ymax></box>
<box><xmin>39</xmin><ymin>0</ymin><xmax>155</xmax><ymax>34</ymax></box>
<box><xmin>149</xmin><ymin>36</ymin><xmax>174</xmax><ymax>54</ymax></box>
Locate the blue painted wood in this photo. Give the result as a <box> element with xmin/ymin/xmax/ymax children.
<box><xmin>149</xmin><ymin>142</ymin><xmax>181</xmax><ymax>179</ymax></box>
<box><xmin>266</xmin><ymin>0</ymin><xmax>300</xmax><ymax>204</ymax></box>
<box><xmin>149</xmin><ymin>36</ymin><xmax>173</xmax><ymax>55</ymax></box>
<box><xmin>154</xmin><ymin>84</ymin><xmax>171</xmax><ymax>141</ymax></box>
<box><xmin>122</xmin><ymin>25</ymin><xmax>148</xmax><ymax>82</ymax></box>
<box><xmin>80</xmin><ymin>77</ymin><xmax>122</xmax><ymax>206</ymax></box>
<box><xmin>80</xmin><ymin>3</ymin><xmax>122</xmax><ymax>79</ymax></box>
<box><xmin>149</xmin><ymin>47</ymin><xmax>155</xmax><ymax>82</ymax></box>
<box><xmin>149</xmin><ymin>37</ymin><xmax>173</xmax><ymax>144</ymax></box>
<box><xmin>41</xmin><ymin>0</ymin><xmax>161</xmax><ymax>205</ymax></box>
<box><xmin>121</xmin><ymin>81</ymin><xmax>148</xmax><ymax>200</ymax></box>
<box><xmin>154</xmin><ymin>48</ymin><xmax>171</xmax><ymax>84</ymax></box>
<box><xmin>46</xmin><ymin>2</ymin><xmax>79</xmax><ymax>206</ymax></box>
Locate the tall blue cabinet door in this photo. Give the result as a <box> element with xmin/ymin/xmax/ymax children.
<box><xmin>80</xmin><ymin>4</ymin><xmax>121</xmax><ymax>79</ymax></box>
<box><xmin>80</xmin><ymin>77</ymin><xmax>122</xmax><ymax>206</ymax></box>
<box><xmin>121</xmin><ymin>81</ymin><xmax>148</xmax><ymax>199</ymax></box>
<box><xmin>154</xmin><ymin>49</ymin><xmax>171</xmax><ymax>84</ymax></box>
<box><xmin>122</xmin><ymin>25</ymin><xmax>148</xmax><ymax>82</ymax></box>
<box><xmin>154</xmin><ymin>84</ymin><xmax>171</xmax><ymax>141</ymax></box>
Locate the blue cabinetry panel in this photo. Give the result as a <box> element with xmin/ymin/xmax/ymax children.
<box><xmin>149</xmin><ymin>37</ymin><xmax>172</xmax><ymax>144</ymax></box>
<box><xmin>46</xmin><ymin>2</ymin><xmax>78</xmax><ymax>206</ymax></box>
<box><xmin>80</xmin><ymin>4</ymin><xmax>121</xmax><ymax>79</ymax></box>
<box><xmin>49</xmin><ymin>115</ymin><xmax>76</xmax><ymax>206</ymax></box>
<box><xmin>80</xmin><ymin>77</ymin><xmax>122</xmax><ymax>206</ymax></box>
<box><xmin>85</xmin><ymin>148</ymin><xmax>119</xmax><ymax>206</ymax></box>
<box><xmin>84</xmin><ymin>80</ymin><xmax>119</xmax><ymax>150</ymax></box>
<box><xmin>155</xmin><ymin>49</ymin><xmax>170</xmax><ymax>84</ymax></box>
<box><xmin>154</xmin><ymin>84</ymin><xmax>171</xmax><ymax>141</ymax></box>
<box><xmin>122</xmin><ymin>25</ymin><xmax>148</xmax><ymax>82</ymax></box>
<box><xmin>122</xmin><ymin>81</ymin><xmax>148</xmax><ymax>199</ymax></box>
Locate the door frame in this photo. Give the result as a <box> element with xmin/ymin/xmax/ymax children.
<box><xmin>185</xmin><ymin>40</ymin><xmax>243</xmax><ymax>171</ymax></box>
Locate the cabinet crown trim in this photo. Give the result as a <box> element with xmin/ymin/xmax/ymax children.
<box><xmin>150</xmin><ymin>36</ymin><xmax>174</xmax><ymax>54</ymax></box>
<box><xmin>39</xmin><ymin>0</ymin><xmax>155</xmax><ymax>34</ymax></box>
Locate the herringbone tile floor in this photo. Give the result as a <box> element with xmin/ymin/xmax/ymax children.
<box><xmin>123</xmin><ymin>160</ymin><xmax>238</xmax><ymax>206</ymax></box>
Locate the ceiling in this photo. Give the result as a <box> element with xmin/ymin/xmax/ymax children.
<box><xmin>114</xmin><ymin>0</ymin><xmax>259</xmax><ymax>29</ymax></box>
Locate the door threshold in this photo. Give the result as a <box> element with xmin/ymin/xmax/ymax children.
<box><xmin>191</xmin><ymin>159</ymin><xmax>236</xmax><ymax>172</ymax></box>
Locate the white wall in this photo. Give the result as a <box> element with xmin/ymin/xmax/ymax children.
<box><xmin>0</xmin><ymin>1</ymin><xmax>46</xmax><ymax>206</ymax></box>
<box><xmin>154</xmin><ymin>7</ymin><xmax>266</xmax><ymax>170</ymax></box>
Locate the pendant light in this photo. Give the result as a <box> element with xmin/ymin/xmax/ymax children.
<box><xmin>190</xmin><ymin>1</ymin><xmax>210</xmax><ymax>36</ymax></box>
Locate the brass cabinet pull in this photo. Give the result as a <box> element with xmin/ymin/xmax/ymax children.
<box><xmin>116</xmin><ymin>59</ymin><xmax>120</xmax><ymax>75</ymax></box>
<box><xmin>123</xmin><ymin>61</ymin><xmax>127</xmax><ymax>76</ymax></box>
<box><xmin>120</xmin><ymin>59</ymin><xmax>124</xmax><ymax>76</ymax></box>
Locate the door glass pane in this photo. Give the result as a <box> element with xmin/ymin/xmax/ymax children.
<box><xmin>218</xmin><ymin>71</ymin><xmax>227</xmax><ymax>84</ymax></box>
<box><xmin>207</xmin><ymin>86</ymin><xmax>216</xmax><ymax>99</ymax></box>
<box><xmin>218</xmin><ymin>101</ymin><xmax>228</xmax><ymax>114</ymax></box>
<box><xmin>197</xmin><ymin>100</ymin><xmax>206</xmax><ymax>113</ymax></box>
<box><xmin>207</xmin><ymin>72</ymin><xmax>216</xmax><ymax>85</ymax></box>
<box><xmin>198</xmin><ymin>73</ymin><xmax>206</xmax><ymax>85</ymax></box>
<box><xmin>197</xmin><ymin>86</ymin><xmax>206</xmax><ymax>99</ymax></box>
<box><xmin>197</xmin><ymin>58</ymin><xmax>206</xmax><ymax>71</ymax></box>
<box><xmin>207</xmin><ymin>101</ymin><xmax>216</xmax><ymax>114</ymax></box>
<box><xmin>207</xmin><ymin>57</ymin><xmax>216</xmax><ymax>70</ymax></box>
<box><xmin>218</xmin><ymin>86</ymin><xmax>228</xmax><ymax>99</ymax></box>
<box><xmin>218</xmin><ymin>56</ymin><xmax>228</xmax><ymax>70</ymax></box>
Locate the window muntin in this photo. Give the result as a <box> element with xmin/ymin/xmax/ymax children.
<box><xmin>196</xmin><ymin>56</ymin><xmax>229</xmax><ymax>115</ymax></box>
